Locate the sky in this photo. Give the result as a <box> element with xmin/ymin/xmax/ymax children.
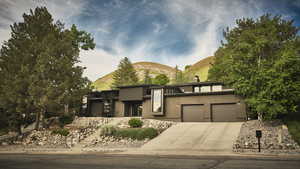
<box><xmin>1</xmin><ymin>0</ymin><xmax>300</xmax><ymax>81</ymax></box>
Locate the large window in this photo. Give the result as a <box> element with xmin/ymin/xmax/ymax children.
<box><xmin>200</xmin><ymin>86</ymin><xmax>211</xmax><ymax>92</ymax></box>
<box><xmin>152</xmin><ymin>89</ymin><xmax>163</xmax><ymax>113</ymax></box>
<box><xmin>212</xmin><ymin>85</ymin><xmax>222</xmax><ymax>91</ymax></box>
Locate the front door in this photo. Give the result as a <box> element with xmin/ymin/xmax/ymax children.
<box><xmin>125</xmin><ymin>101</ymin><xmax>142</xmax><ymax>117</ymax></box>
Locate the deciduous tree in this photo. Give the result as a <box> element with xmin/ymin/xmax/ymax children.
<box><xmin>208</xmin><ymin>14</ymin><xmax>300</xmax><ymax>120</ymax></box>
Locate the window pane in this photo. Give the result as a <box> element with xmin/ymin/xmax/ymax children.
<box><xmin>194</xmin><ymin>86</ymin><xmax>200</xmax><ymax>93</ymax></box>
<box><xmin>212</xmin><ymin>85</ymin><xmax>222</xmax><ymax>91</ymax></box>
<box><xmin>153</xmin><ymin>89</ymin><xmax>162</xmax><ymax>112</ymax></box>
<box><xmin>200</xmin><ymin>86</ymin><xmax>211</xmax><ymax>92</ymax></box>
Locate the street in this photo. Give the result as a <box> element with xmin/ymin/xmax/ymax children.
<box><xmin>0</xmin><ymin>153</ymin><xmax>299</xmax><ymax>169</ymax></box>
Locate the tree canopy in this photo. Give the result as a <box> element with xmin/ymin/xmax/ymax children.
<box><xmin>111</xmin><ymin>57</ymin><xmax>139</xmax><ymax>88</ymax></box>
<box><xmin>153</xmin><ymin>74</ymin><xmax>170</xmax><ymax>85</ymax></box>
<box><xmin>0</xmin><ymin>7</ymin><xmax>95</xmax><ymax>131</ymax></box>
<box><xmin>208</xmin><ymin>14</ymin><xmax>300</xmax><ymax>120</ymax></box>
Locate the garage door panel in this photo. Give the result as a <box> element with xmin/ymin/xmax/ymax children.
<box><xmin>182</xmin><ymin>105</ymin><xmax>205</xmax><ymax>122</ymax></box>
<box><xmin>212</xmin><ymin>104</ymin><xmax>241</xmax><ymax>122</ymax></box>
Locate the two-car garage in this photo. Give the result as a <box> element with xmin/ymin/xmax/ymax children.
<box><xmin>181</xmin><ymin>103</ymin><xmax>245</xmax><ymax>122</ymax></box>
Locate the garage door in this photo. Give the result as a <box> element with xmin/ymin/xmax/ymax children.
<box><xmin>182</xmin><ymin>105</ymin><xmax>205</xmax><ymax>122</ymax></box>
<box><xmin>211</xmin><ymin>103</ymin><xmax>241</xmax><ymax>122</ymax></box>
<box><xmin>91</xmin><ymin>101</ymin><xmax>103</xmax><ymax>117</ymax></box>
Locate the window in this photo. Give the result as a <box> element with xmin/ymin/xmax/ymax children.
<box><xmin>194</xmin><ymin>86</ymin><xmax>200</xmax><ymax>93</ymax></box>
<box><xmin>152</xmin><ymin>89</ymin><xmax>163</xmax><ymax>113</ymax></box>
<box><xmin>212</xmin><ymin>85</ymin><xmax>222</xmax><ymax>91</ymax></box>
<box><xmin>200</xmin><ymin>86</ymin><xmax>211</xmax><ymax>92</ymax></box>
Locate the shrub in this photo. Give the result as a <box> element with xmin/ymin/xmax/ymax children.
<box><xmin>138</xmin><ymin>128</ymin><xmax>158</xmax><ymax>139</ymax></box>
<box><xmin>115</xmin><ymin>128</ymin><xmax>158</xmax><ymax>140</ymax></box>
<box><xmin>58</xmin><ymin>114</ymin><xmax>74</xmax><ymax>127</ymax></box>
<box><xmin>52</xmin><ymin>128</ymin><xmax>70</xmax><ymax>136</ymax></box>
<box><xmin>128</xmin><ymin>118</ymin><xmax>143</xmax><ymax>128</ymax></box>
<box><xmin>284</xmin><ymin>113</ymin><xmax>300</xmax><ymax>145</ymax></box>
<box><xmin>0</xmin><ymin>128</ymin><xmax>8</xmax><ymax>136</ymax></box>
<box><xmin>100</xmin><ymin>125</ymin><xmax>117</xmax><ymax>136</ymax></box>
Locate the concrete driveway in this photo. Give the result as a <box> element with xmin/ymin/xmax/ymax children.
<box><xmin>139</xmin><ymin>122</ymin><xmax>243</xmax><ymax>153</ymax></box>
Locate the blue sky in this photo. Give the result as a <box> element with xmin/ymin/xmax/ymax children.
<box><xmin>1</xmin><ymin>0</ymin><xmax>300</xmax><ymax>81</ymax></box>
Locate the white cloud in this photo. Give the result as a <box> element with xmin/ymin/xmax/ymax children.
<box><xmin>79</xmin><ymin>48</ymin><xmax>122</xmax><ymax>81</ymax></box>
<box><xmin>156</xmin><ymin>0</ymin><xmax>262</xmax><ymax>69</ymax></box>
<box><xmin>0</xmin><ymin>0</ymin><xmax>87</xmax><ymax>43</ymax></box>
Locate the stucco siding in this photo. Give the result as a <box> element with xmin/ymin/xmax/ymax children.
<box><xmin>142</xmin><ymin>94</ymin><xmax>246</xmax><ymax>122</ymax></box>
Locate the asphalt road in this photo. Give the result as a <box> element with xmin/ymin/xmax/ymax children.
<box><xmin>0</xmin><ymin>153</ymin><xmax>300</xmax><ymax>169</ymax></box>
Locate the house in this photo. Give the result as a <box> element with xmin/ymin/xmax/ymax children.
<box><xmin>84</xmin><ymin>82</ymin><xmax>247</xmax><ymax>122</ymax></box>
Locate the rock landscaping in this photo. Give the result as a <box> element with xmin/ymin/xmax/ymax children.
<box><xmin>80</xmin><ymin>118</ymin><xmax>176</xmax><ymax>149</ymax></box>
<box><xmin>234</xmin><ymin>120</ymin><xmax>300</xmax><ymax>154</ymax></box>
<box><xmin>0</xmin><ymin>117</ymin><xmax>176</xmax><ymax>152</ymax></box>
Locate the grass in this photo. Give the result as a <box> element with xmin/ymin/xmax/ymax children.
<box><xmin>51</xmin><ymin>128</ymin><xmax>70</xmax><ymax>136</ymax></box>
<box><xmin>283</xmin><ymin>113</ymin><xmax>300</xmax><ymax>145</ymax></box>
<box><xmin>183</xmin><ymin>56</ymin><xmax>214</xmax><ymax>82</ymax></box>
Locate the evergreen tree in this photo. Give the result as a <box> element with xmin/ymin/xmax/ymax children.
<box><xmin>173</xmin><ymin>65</ymin><xmax>186</xmax><ymax>84</ymax></box>
<box><xmin>111</xmin><ymin>57</ymin><xmax>139</xmax><ymax>88</ymax></box>
<box><xmin>153</xmin><ymin>74</ymin><xmax>170</xmax><ymax>85</ymax></box>
<box><xmin>143</xmin><ymin>69</ymin><xmax>152</xmax><ymax>84</ymax></box>
<box><xmin>208</xmin><ymin>14</ymin><xmax>300</xmax><ymax>120</ymax></box>
<box><xmin>0</xmin><ymin>7</ymin><xmax>95</xmax><ymax>131</ymax></box>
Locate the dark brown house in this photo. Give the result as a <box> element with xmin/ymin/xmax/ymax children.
<box><xmin>84</xmin><ymin>82</ymin><xmax>247</xmax><ymax>122</ymax></box>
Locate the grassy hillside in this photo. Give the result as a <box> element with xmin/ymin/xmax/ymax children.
<box><xmin>92</xmin><ymin>56</ymin><xmax>215</xmax><ymax>90</ymax></box>
<box><xmin>92</xmin><ymin>62</ymin><xmax>177</xmax><ymax>90</ymax></box>
<box><xmin>183</xmin><ymin>56</ymin><xmax>215</xmax><ymax>82</ymax></box>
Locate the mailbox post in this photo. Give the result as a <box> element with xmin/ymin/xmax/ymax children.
<box><xmin>256</xmin><ymin>130</ymin><xmax>262</xmax><ymax>152</ymax></box>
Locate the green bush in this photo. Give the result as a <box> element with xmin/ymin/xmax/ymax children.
<box><xmin>52</xmin><ymin>128</ymin><xmax>70</xmax><ymax>136</ymax></box>
<box><xmin>100</xmin><ymin>125</ymin><xmax>117</xmax><ymax>136</ymax></box>
<box><xmin>283</xmin><ymin>112</ymin><xmax>300</xmax><ymax>145</ymax></box>
<box><xmin>59</xmin><ymin>114</ymin><xmax>74</xmax><ymax>127</ymax></box>
<box><xmin>115</xmin><ymin>128</ymin><xmax>158</xmax><ymax>140</ymax></box>
<box><xmin>0</xmin><ymin>128</ymin><xmax>8</xmax><ymax>136</ymax></box>
<box><xmin>128</xmin><ymin>118</ymin><xmax>143</xmax><ymax>128</ymax></box>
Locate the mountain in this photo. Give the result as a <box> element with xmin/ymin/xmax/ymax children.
<box><xmin>183</xmin><ymin>56</ymin><xmax>215</xmax><ymax>82</ymax></box>
<box><xmin>92</xmin><ymin>56</ymin><xmax>215</xmax><ymax>90</ymax></box>
<box><xmin>92</xmin><ymin>62</ymin><xmax>177</xmax><ymax>90</ymax></box>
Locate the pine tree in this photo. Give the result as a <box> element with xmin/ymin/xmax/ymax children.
<box><xmin>0</xmin><ymin>7</ymin><xmax>95</xmax><ymax>131</ymax></box>
<box><xmin>143</xmin><ymin>69</ymin><xmax>152</xmax><ymax>84</ymax></box>
<box><xmin>173</xmin><ymin>65</ymin><xmax>186</xmax><ymax>84</ymax></box>
<box><xmin>111</xmin><ymin>57</ymin><xmax>139</xmax><ymax>88</ymax></box>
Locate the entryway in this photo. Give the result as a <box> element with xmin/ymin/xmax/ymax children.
<box><xmin>124</xmin><ymin>101</ymin><xmax>142</xmax><ymax>117</ymax></box>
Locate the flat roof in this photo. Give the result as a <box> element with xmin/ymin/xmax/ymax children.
<box><xmin>150</xmin><ymin>82</ymin><xmax>224</xmax><ymax>88</ymax></box>
<box><xmin>117</xmin><ymin>84</ymin><xmax>159</xmax><ymax>89</ymax></box>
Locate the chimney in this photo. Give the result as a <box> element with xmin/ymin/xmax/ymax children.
<box><xmin>194</xmin><ymin>75</ymin><xmax>200</xmax><ymax>82</ymax></box>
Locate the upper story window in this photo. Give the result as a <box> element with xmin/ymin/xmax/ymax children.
<box><xmin>212</xmin><ymin>85</ymin><xmax>222</xmax><ymax>91</ymax></box>
<box><xmin>200</xmin><ymin>86</ymin><xmax>211</xmax><ymax>92</ymax></box>
<box><xmin>194</xmin><ymin>86</ymin><xmax>200</xmax><ymax>93</ymax></box>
